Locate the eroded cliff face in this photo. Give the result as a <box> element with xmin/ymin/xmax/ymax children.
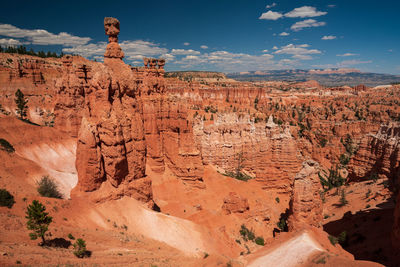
<box><xmin>142</xmin><ymin>86</ymin><xmax>204</xmax><ymax>188</ymax></box>
<box><xmin>349</xmin><ymin>123</ymin><xmax>400</xmax><ymax>183</ymax></box>
<box><xmin>53</xmin><ymin>56</ymin><xmax>87</xmax><ymax>138</ymax></box>
<box><xmin>194</xmin><ymin>114</ymin><xmax>302</xmax><ymax>194</ymax></box>
<box><xmin>342</xmin><ymin>122</ymin><xmax>400</xmax><ymax>253</ymax></box>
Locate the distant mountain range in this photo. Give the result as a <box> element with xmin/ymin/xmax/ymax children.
<box><xmin>226</xmin><ymin>68</ymin><xmax>400</xmax><ymax>87</ymax></box>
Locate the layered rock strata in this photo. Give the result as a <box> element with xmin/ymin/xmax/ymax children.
<box><xmin>194</xmin><ymin>114</ymin><xmax>302</xmax><ymax>194</ymax></box>
<box><xmin>288</xmin><ymin>160</ymin><xmax>323</xmax><ymax>231</ymax></box>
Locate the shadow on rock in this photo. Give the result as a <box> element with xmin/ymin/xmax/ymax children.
<box><xmin>46</xmin><ymin>238</ymin><xmax>71</xmax><ymax>248</ymax></box>
<box><xmin>323</xmin><ymin>200</ymin><xmax>398</xmax><ymax>267</ymax></box>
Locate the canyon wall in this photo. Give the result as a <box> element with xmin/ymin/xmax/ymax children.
<box><xmin>194</xmin><ymin>114</ymin><xmax>302</xmax><ymax>194</ymax></box>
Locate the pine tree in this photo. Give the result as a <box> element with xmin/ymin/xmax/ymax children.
<box><xmin>15</xmin><ymin>89</ymin><xmax>28</xmax><ymax>120</ymax></box>
<box><xmin>339</xmin><ymin>189</ymin><xmax>348</xmax><ymax>206</ymax></box>
<box><xmin>25</xmin><ymin>200</ymin><xmax>53</xmax><ymax>245</ymax></box>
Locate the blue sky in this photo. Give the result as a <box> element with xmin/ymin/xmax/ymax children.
<box><xmin>0</xmin><ymin>0</ymin><xmax>399</xmax><ymax>74</ymax></box>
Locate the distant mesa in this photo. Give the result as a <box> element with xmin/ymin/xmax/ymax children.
<box><xmin>227</xmin><ymin>68</ymin><xmax>400</xmax><ymax>87</ymax></box>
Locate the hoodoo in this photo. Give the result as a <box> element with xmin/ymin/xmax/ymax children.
<box><xmin>0</xmin><ymin>9</ymin><xmax>400</xmax><ymax>266</ymax></box>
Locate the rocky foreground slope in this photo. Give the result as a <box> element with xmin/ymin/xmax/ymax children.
<box><xmin>0</xmin><ymin>17</ymin><xmax>399</xmax><ymax>266</ymax></box>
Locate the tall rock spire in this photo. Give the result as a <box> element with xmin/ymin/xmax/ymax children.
<box><xmin>104</xmin><ymin>17</ymin><xmax>124</xmax><ymax>60</ymax></box>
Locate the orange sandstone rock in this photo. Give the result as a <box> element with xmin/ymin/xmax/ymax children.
<box><xmin>222</xmin><ymin>192</ymin><xmax>250</xmax><ymax>215</ymax></box>
<box><xmin>288</xmin><ymin>160</ymin><xmax>323</xmax><ymax>231</ymax></box>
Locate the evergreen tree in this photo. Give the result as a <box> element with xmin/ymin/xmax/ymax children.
<box><xmin>25</xmin><ymin>200</ymin><xmax>53</xmax><ymax>245</ymax></box>
<box><xmin>15</xmin><ymin>89</ymin><xmax>28</xmax><ymax>120</ymax></box>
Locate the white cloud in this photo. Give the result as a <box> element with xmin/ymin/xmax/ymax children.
<box><xmin>337</xmin><ymin>53</ymin><xmax>358</xmax><ymax>57</ymax></box>
<box><xmin>173</xmin><ymin>50</ymin><xmax>279</xmax><ymax>72</ymax></box>
<box><xmin>290</xmin><ymin>19</ymin><xmax>326</xmax><ymax>31</ymax></box>
<box><xmin>0</xmin><ymin>38</ymin><xmax>26</xmax><ymax>46</ymax></box>
<box><xmin>63</xmin><ymin>40</ymin><xmax>168</xmax><ymax>61</ymax></box>
<box><xmin>266</xmin><ymin>2</ymin><xmax>277</xmax><ymax>9</ymax></box>
<box><xmin>292</xmin><ymin>54</ymin><xmax>313</xmax><ymax>60</ymax></box>
<box><xmin>272</xmin><ymin>46</ymin><xmax>278</xmax><ymax>50</ymax></box>
<box><xmin>322</xmin><ymin>35</ymin><xmax>336</xmax><ymax>40</ymax></box>
<box><xmin>182</xmin><ymin>55</ymin><xmax>200</xmax><ymax>61</ymax></box>
<box><xmin>200</xmin><ymin>45</ymin><xmax>208</xmax><ymax>49</ymax></box>
<box><xmin>285</xmin><ymin>6</ymin><xmax>327</xmax><ymax>18</ymax></box>
<box><xmin>312</xmin><ymin>59</ymin><xmax>372</xmax><ymax>68</ymax></box>
<box><xmin>279</xmin><ymin>58</ymin><xmax>298</xmax><ymax>65</ymax></box>
<box><xmin>62</xmin><ymin>42</ymin><xmax>106</xmax><ymax>58</ymax></box>
<box><xmin>274</xmin><ymin>44</ymin><xmax>321</xmax><ymax>56</ymax></box>
<box><xmin>171</xmin><ymin>43</ymin><xmax>319</xmax><ymax>71</ymax></box>
<box><xmin>171</xmin><ymin>49</ymin><xmax>201</xmax><ymax>55</ymax></box>
<box><xmin>0</xmin><ymin>23</ymin><xmax>91</xmax><ymax>46</ymax></box>
<box><xmin>259</xmin><ymin>11</ymin><xmax>283</xmax><ymax>20</ymax></box>
<box><xmin>183</xmin><ymin>42</ymin><xmax>190</xmax><ymax>46</ymax></box>
<box><xmin>273</xmin><ymin>43</ymin><xmax>321</xmax><ymax>60</ymax></box>
<box><xmin>160</xmin><ymin>53</ymin><xmax>175</xmax><ymax>62</ymax></box>
<box><xmin>279</xmin><ymin>32</ymin><xmax>290</xmax><ymax>36</ymax></box>
<box><xmin>339</xmin><ymin>59</ymin><xmax>372</xmax><ymax>66</ymax></box>
<box><xmin>120</xmin><ymin>40</ymin><xmax>168</xmax><ymax>57</ymax></box>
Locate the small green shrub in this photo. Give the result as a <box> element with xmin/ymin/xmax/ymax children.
<box><xmin>315</xmin><ymin>256</ymin><xmax>326</xmax><ymax>264</ymax></box>
<box><xmin>370</xmin><ymin>172</ymin><xmax>378</xmax><ymax>183</ymax></box>
<box><xmin>366</xmin><ymin>189</ymin><xmax>371</xmax><ymax>199</ymax></box>
<box><xmin>37</xmin><ymin>176</ymin><xmax>62</xmax><ymax>199</ymax></box>
<box><xmin>338</xmin><ymin>231</ymin><xmax>348</xmax><ymax>247</ymax></box>
<box><xmin>319</xmin><ymin>138</ymin><xmax>328</xmax><ymax>148</ymax></box>
<box><xmin>277</xmin><ymin>211</ymin><xmax>289</xmax><ymax>232</ymax></box>
<box><xmin>0</xmin><ymin>139</ymin><xmax>15</xmax><ymax>153</ymax></box>
<box><xmin>255</xmin><ymin>237</ymin><xmax>264</xmax><ymax>246</ymax></box>
<box><xmin>339</xmin><ymin>189</ymin><xmax>348</xmax><ymax>206</ymax></box>
<box><xmin>275</xmin><ymin>197</ymin><xmax>280</xmax><ymax>203</ymax></box>
<box><xmin>0</xmin><ymin>189</ymin><xmax>15</xmax><ymax>208</ymax></box>
<box><xmin>68</xmin><ymin>233</ymin><xmax>75</xmax><ymax>240</ymax></box>
<box><xmin>339</xmin><ymin>154</ymin><xmax>350</xmax><ymax>166</ymax></box>
<box><xmin>328</xmin><ymin>235</ymin><xmax>338</xmax><ymax>245</ymax></box>
<box><xmin>223</xmin><ymin>171</ymin><xmax>253</xmax><ymax>181</ymax></box>
<box><xmin>319</xmin><ymin>167</ymin><xmax>346</xmax><ymax>191</ymax></box>
<box><xmin>73</xmin><ymin>238</ymin><xmax>89</xmax><ymax>258</ymax></box>
<box><xmin>239</xmin><ymin>224</ymin><xmax>255</xmax><ymax>241</ymax></box>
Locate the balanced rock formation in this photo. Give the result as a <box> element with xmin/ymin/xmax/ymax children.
<box><xmin>72</xmin><ymin>17</ymin><xmax>151</xmax><ymax>203</ymax></box>
<box><xmin>288</xmin><ymin>160</ymin><xmax>323</xmax><ymax>231</ymax></box>
<box><xmin>72</xmin><ymin>17</ymin><xmax>206</xmax><ymax>201</ymax></box>
<box><xmin>103</xmin><ymin>17</ymin><xmax>124</xmax><ymax>61</ymax></box>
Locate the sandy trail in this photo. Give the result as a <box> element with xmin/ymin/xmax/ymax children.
<box><xmin>247</xmin><ymin>232</ymin><xmax>324</xmax><ymax>267</ymax></box>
